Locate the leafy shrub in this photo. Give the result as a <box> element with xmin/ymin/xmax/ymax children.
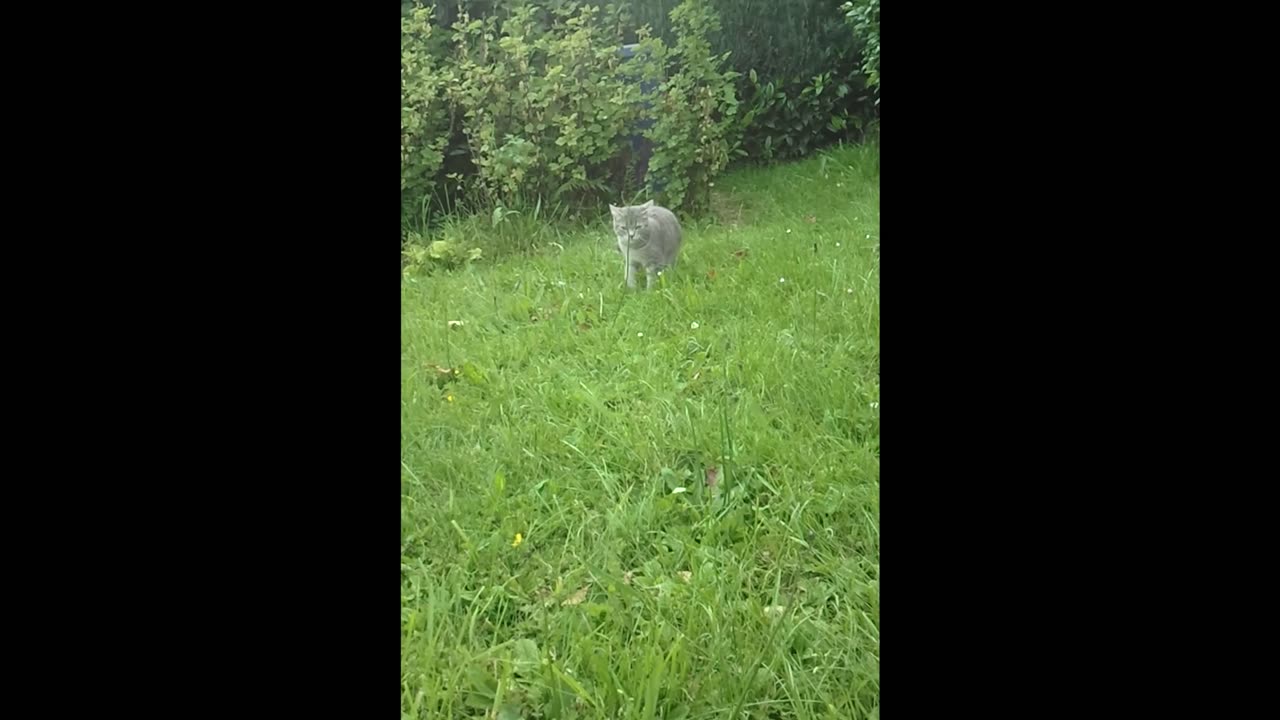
<box><xmin>625</xmin><ymin>0</ymin><xmax>853</xmax><ymax>86</ymax></box>
<box><xmin>738</xmin><ymin>66</ymin><xmax>868</xmax><ymax>163</ymax></box>
<box><xmin>624</xmin><ymin>0</ymin><xmax>869</xmax><ymax>165</ymax></box>
<box><xmin>642</xmin><ymin>0</ymin><xmax>740</xmax><ymax>211</ymax></box>
<box><xmin>842</xmin><ymin>0</ymin><xmax>879</xmax><ymax>102</ymax></box>
<box><xmin>417</xmin><ymin>0</ymin><xmax>741</xmax><ymax>215</ymax></box>
<box><xmin>445</xmin><ymin>2</ymin><xmax>645</xmax><ymax>210</ymax></box>
<box><xmin>401</xmin><ymin>5</ymin><xmax>452</xmax><ymax>222</ymax></box>
<box><xmin>400</xmin><ymin>0</ymin><xmax>768</xmax><ymax>230</ymax></box>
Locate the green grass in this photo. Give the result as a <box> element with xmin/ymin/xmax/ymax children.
<box><xmin>401</xmin><ymin>144</ymin><xmax>879</xmax><ymax>720</ymax></box>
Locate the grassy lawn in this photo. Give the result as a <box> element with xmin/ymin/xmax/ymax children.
<box><xmin>401</xmin><ymin>143</ymin><xmax>879</xmax><ymax>719</ymax></box>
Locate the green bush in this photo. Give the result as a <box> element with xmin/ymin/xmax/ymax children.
<box><xmin>624</xmin><ymin>1</ymin><xmax>870</xmax><ymax>164</ymax></box>
<box><xmin>737</xmin><ymin>66</ymin><xmax>868</xmax><ymax>163</ymax></box>
<box><xmin>842</xmin><ymin>0</ymin><xmax>879</xmax><ymax>102</ymax></box>
<box><xmin>401</xmin><ymin>5</ymin><xmax>451</xmax><ymax>222</ymax></box>
<box><xmin>400</xmin><ymin>0</ymin><xmax>803</xmax><ymax>228</ymax></box>
<box><xmin>623</xmin><ymin>0</ymin><xmax>852</xmax><ymax>84</ymax></box>
<box><xmin>446</xmin><ymin>3</ymin><xmax>645</xmax><ymax>210</ymax></box>
<box><xmin>726</xmin><ymin>0</ymin><xmax>872</xmax><ymax>165</ymax></box>
<box><xmin>413</xmin><ymin>0</ymin><xmax>740</xmax><ymax>215</ymax></box>
<box><xmin>643</xmin><ymin>0</ymin><xmax>740</xmax><ymax>211</ymax></box>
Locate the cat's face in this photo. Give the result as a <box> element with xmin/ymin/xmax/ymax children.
<box><xmin>610</xmin><ymin>201</ymin><xmax>654</xmax><ymax>244</ymax></box>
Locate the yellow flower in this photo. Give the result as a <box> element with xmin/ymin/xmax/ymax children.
<box><xmin>446</xmin><ymin>395</ymin><xmax>454</xmax><ymax>402</ymax></box>
<box><xmin>512</xmin><ymin>532</ymin><xmax>523</xmax><ymax>548</ymax></box>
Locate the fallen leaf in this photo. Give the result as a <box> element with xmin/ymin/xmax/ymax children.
<box><xmin>428</xmin><ymin>364</ymin><xmax>459</xmax><ymax>387</ymax></box>
<box><xmin>705</xmin><ymin>466</ymin><xmax>720</xmax><ymax>488</ymax></box>
<box><xmin>677</xmin><ymin>571</ymin><xmax>692</xmax><ymax>583</ymax></box>
<box><xmin>732</xmin><ymin>249</ymin><xmax>749</xmax><ymax>259</ymax></box>
<box><xmin>623</xmin><ymin>571</ymin><xmax>634</xmax><ymax>585</ymax></box>
<box><xmin>578</xmin><ymin>323</ymin><xmax>592</xmax><ymax>331</ymax></box>
<box><xmin>447</xmin><ymin>320</ymin><xmax>465</xmax><ymax>329</ymax></box>
<box><xmin>764</xmin><ymin>605</ymin><xmax>786</xmax><ymax>619</ymax></box>
<box><xmin>561</xmin><ymin>585</ymin><xmax>590</xmax><ymax>606</ymax></box>
<box><xmin>805</xmin><ymin>214</ymin><xmax>816</xmax><ymax>223</ymax></box>
<box><xmin>706</xmin><ymin>268</ymin><xmax>718</xmax><ymax>281</ymax></box>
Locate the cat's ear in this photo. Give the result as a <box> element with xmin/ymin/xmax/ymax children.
<box><xmin>609</xmin><ymin>204</ymin><xmax>622</xmax><ymax>220</ymax></box>
<box><xmin>641</xmin><ymin>200</ymin><xmax>655</xmax><ymax>209</ymax></box>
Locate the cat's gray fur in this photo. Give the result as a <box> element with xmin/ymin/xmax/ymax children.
<box><xmin>609</xmin><ymin>200</ymin><xmax>683</xmax><ymax>289</ymax></box>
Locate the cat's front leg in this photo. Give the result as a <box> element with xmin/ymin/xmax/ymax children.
<box><xmin>625</xmin><ymin>262</ymin><xmax>637</xmax><ymax>289</ymax></box>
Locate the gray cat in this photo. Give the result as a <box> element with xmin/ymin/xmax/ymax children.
<box><xmin>609</xmin><ymin>200</ymin><xmax>683</xmax><ymax>289</ymax></box>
